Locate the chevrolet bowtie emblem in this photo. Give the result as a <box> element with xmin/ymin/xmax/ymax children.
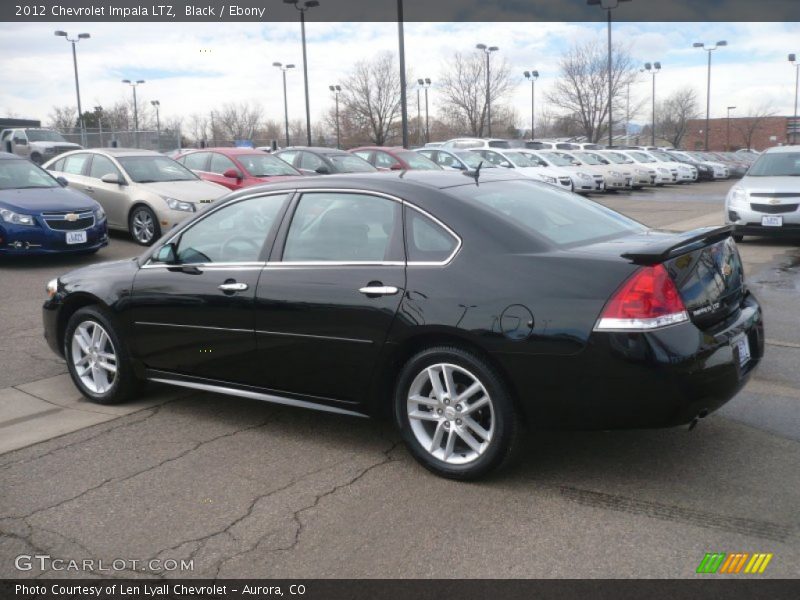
<box><xmin>769</xmin><ymin>198</ymin><xmax>780</xmax><ymax>205</ymax></box>
<box><xmin>65</xmin><ymin>213</ymin><xmax>78</xmax><ymax>222</ymax></box>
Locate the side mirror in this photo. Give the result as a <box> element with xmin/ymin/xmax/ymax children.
<box><xmin>100</xmin><ymin>173</ymin><xmax>124</xmax><ymax>185</ymax></box>
<box><xmin>56</xmin><ymin>176</ymin><xmax>68</xmax><ymax>187</ymax></box>
<box><xmin>223</xmin><ymin>168</ymin><xmax>242</xmax><ymax>180</ymax></box>
<box><xmin>154</xmin><ymin>243</ymin><xmax>178</xmax><ymax>264</ymax></box>
<box><xmin>315</xmin><ymin>166</ymin><xmax>331</xmax><ymax>175</ymax></box>
<box><xmin>389</xmin><ymin>163</ymin><xmax>403</xmax><ymax>171</ymax></box>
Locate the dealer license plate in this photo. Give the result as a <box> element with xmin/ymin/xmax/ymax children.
<box><xmin>732</xmin><ymin>334</ymin><xmax>751</xmax><ymax>367</ymax></box>
<box><xmin>761</xmin><ymin>215</ymin><xmax>783</xmax><ymax>227</ymax></box>
<box><xmin>66</xmin><ymin>231</ymin><xmax>87</xmax><ymax>245</ymax></box>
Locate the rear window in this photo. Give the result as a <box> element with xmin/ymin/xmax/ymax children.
<box><xmin>328</xmin><ymin>154</ymin><xmax>377</xmax><ymax>173</ymax></box>
<box><xmin>396</xmin><ymin>151</ymin><xmax>441</xmax><ymax>170</ymax></box>
<box><xmin>452</xmin><ymin>179</ymin><xmax>645</xmax><ymax>247</ymax></box>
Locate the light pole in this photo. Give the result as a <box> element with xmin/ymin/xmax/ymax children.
<box><xmin>54</xmin><ymin>30</ymin><xmax>90</xmax><ymax>146</ymax></box>
<box><xmin>418</xmin><ymin>78</ymin><xmax>431</xmax><ymax>143</ymax></box>
<box><xmin>415</xmin><ymin>83</ymin><xmax>422</xmax><ymax>146</ymax></box>
<box><xmin>693</xmin><ymin>40</ymin><xmax>728</xmax><ymax>151</ymax></box>
<box><xmin>397</xmin><ymin>0</ymin><xmax>409</xmax><ymax>148</ymax></box>
<box><xmin>94</xmin><ymin>106</ymin><xmax>103</xmax><ymax>147</ymax></box>
<box><xmin>726</xmin><ymin>106</ymin><xmax>736</xmax><ymax>151</ymax></box>
<box><xmin>329</xmin><ymin>85</ymin><xmax>341</xmax><ymax>149</ymax></box>
<box><xmin>273</xmin><ymin>63</ymin><xmax>295</xmax><ymax>147</ymax></box>
<box><xmin>150</xmin><ymin>100</ymin><xmax>161</xmax><ymax>151</ymax></box>
<box><xmin>587</xmin><ymin>0</ymin><xmax>631</xmax><ymax>147</ymax></box>
<box><xmin>122</xmin><ymin>79</ymin><xmax>145</xmax><ymax>148</ymax></box>
<box><xmin>285</xmin><ymin>0</ymin><xmax>319</xmax><ymax>146</ymax></box>
<box><xmin>642</xmin><ymin>61</ymin><xmax>661</xmax><ymax>146</ymax></box>
<box><xmin>476</xmin><ymin>44</ymin><xmax>499</xmax><ymax>137</ymax></box>
<box><xmin>790</xmin><ymin>54</ymin><xmax>799</xmax><ymax>144</ymax></box>
<box><xmin>523</xmin><ymin>70</ymin><xmax>539</xmax><ymax>140</ymax></box>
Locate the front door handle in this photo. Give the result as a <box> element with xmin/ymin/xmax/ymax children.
<box><xmin>358</xmin><ymin>285</ymin><xmax>399</xmax><ymax>296</ymax></box>
<box><xmin>219</xmin><ymin>282</ymin><xmax>248</xmax><ymax>292</ymax></box>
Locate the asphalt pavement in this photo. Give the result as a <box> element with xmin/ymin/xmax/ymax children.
<box><xmin>1</xmin><ymin>180</ymin><xmax>798</xmax><ymax>579</ymax></box>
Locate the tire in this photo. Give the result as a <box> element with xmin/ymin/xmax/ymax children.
<box><xmin>733</xmin><ymin>234</ymin><xmax>744</xmax><ymax>243</ymax></box>
<box><xmin>393</xmin><ymin>346</ymin><xmax>522</xmax><ymax>480</ymax></box>
<box><xmin>129</xmin><ymin>205</ymin><xmax>161</xmax><ymax>246</ymax></box>
<box><xmin>64</xmin><ymin>306</ymin><xmax>142</xmax><ymax>405</ymax></box>
<box><xmin>30</xmin><ymin>152</ymin><xmax>43</xmax><ymax>165</ymax></box>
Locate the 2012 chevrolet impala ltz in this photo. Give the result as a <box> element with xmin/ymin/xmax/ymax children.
<box><xmin>42</xmin><ymin>170</ymin><xmax>763</xmax><ymax>479</ymax></box>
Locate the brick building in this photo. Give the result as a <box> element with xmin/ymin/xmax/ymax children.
<box><xmin>681</xmin><ymin>116</ymin><xmax>799</xmax><ymax>151</ymax></box>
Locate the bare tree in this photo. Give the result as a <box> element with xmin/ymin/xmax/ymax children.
<box><xmin>340</xmin><ymin>52</ymin><xmax>402</xmax><ymax>145</ymax></box>
<box><xmin>656</xmin><ymin>87</ymin><xmax>701</xmax><ymax>148</ymax></box>
<box><xmin>733</xmin><ymin>106</ymin><xmax>778</xmax><ymax>150</ymax></box>
<box><xmin>546</xmin><ymin>39</ymin><xmax>638</xmax><ymax>142</ymax></box>
<box><xmin>47</xmin><ymin>106</ymin><xmax>77</xmax><ymax>131</ymax></box>
<box><xmin>186</xmin><ymin>113</ymin><xmax>210</xmax><ymax>143</ymax></box>
<box><xmin>438</xmin><ymin>51</ymin><xmax>512</xmax><ymax>137</ymax></box>
<box><xmin>215</xmin><ymin>102</ymin><xmax>263</xmax><ymax>141</ymax></box>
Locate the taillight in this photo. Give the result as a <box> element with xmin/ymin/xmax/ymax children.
<box><xmin>594</xmin><ymin>264</ymin><xmax>688</xmax><ymax>331</ymax></box>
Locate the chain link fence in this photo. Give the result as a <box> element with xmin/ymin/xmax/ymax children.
<box><xmin>58</xmin><ymin>127</ymin><xmax>183</xmax><ymax>152</ymax></box>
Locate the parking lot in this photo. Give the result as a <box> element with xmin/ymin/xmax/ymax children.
<box><xmin>1</xmin><ymin>179</ymin><xmax>799</xmax><ymax>579</ymax></box>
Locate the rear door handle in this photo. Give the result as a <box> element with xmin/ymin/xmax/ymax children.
<box><xmin>85</xmin><ymin>187</ymin><xmax>95</xmax><ymax>193</ymax></box>
<box><xmin>219</xmin><ymin>282</ymin><xmax>248</xmax><ymax>292</ymax></box>
<box><xmin>358</xmin><ymin>285</ymin><xmax>399</xmax><ymax>296</ymax></box>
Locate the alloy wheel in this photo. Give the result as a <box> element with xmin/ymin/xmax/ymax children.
<box><xmin>131</xmin><ymin>209</ymin><xmax>155</xmax><ymax>244</ymax></box>
<box><xmin>406</xmin><ymin>363</ymin><xmax>495</xmax><ymax>465</ymax></box>
<box><xmin>71</xmin><ymin>320</ymin><xmax>117</xmax><ymax>394</ymax></box>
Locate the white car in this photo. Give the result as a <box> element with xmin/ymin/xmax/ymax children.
<box><xmin>646</xmin><ymin>149</ymin><xmax>698</xmax><ymax>183</ymax></box>
<box><xmin>614</xmin><ymin>150</ymin><xmax>673</xmax><ymax>185</ymax></box>
<box><xmin>526</xmin><ymin>150</ymin><xmax>601</xmax><ymax>193</ymax></box>
<box><xmin>441</xmin><ymin>138</ymin><xmax>515</xmax><ymax>150</ymax></box>
<box><xmin>725</xmin><ymin>145</ymin><xmax>800</xmax><ymax>241</ymax></box>
<box><xmin>598</xmin><ymin>150</ymin><xmax>657</xmax><ymax>188</ymax></box>
<box><xmin>544</xmin><ymin>150</ymin><xmax>616</xmax><ymax>191</ymax></box>
<box><xmin>468</xmin><ymin>148</ymin><xmax>573</xmax><ymax>191</ymax></box>
<box><xmin>679</xmin><ymin>151</ymin><xmax>730</xmax><ymax>179</ymax></box>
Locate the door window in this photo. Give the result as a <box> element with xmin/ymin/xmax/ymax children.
<box><xmin>276</xmin><ymin>150</ymin><xmax>298</xmax><ymax>165</ymax></box>
<box><xmin>375</xmin><ymin>152</ymin><xmax>401</xmax><ymax>169</ymax></box>
<box><xmin>172</xmin><ymin>193</ymin><xmax>289</xmax><ymax>264</ymax></box>
<box><xmin>63</xmin><ymin>153</ymin><xmax>90</xmax><ymax>175</ymax></box>
<box><xmin>88</xmin><ymin>155</ymin><xmax>122</xmax><ymax>180</ymax></box>
<box><xmin>299</xmin><ymin>152</ymin><xmax>326</xmax><ymax>172</ymax></box>
<box><xmin>436</xmin><ymin>153</ymin><xmax>457</xmax><ymax>168</ymax></box>
<box><xmin>352</xmin><ymin>150</ymin><xmax>373</xmax><ymax>163</ymax></box>
<box><xmin>283</xmin><ymin>193</ymin><xmax>402</xmax><ymax>263</ymax></box>
<box><xmin>181</xmin><ymin>152</ymin><xmax>210</xmax><ymax>170</ymax></box>
<box><xmin>209</xmin><ymin>153</ymin><xmax>238</xmax><ymax>175</ymax></box>
<box><xmin>406</xmin><ymin>210</ymin><xmax>458</xmax><ymax>263</ymax></box>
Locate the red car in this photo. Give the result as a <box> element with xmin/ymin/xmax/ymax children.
<box><xmin>350</xmin><ymin>146</ymin><xmax>442</xmax><ymax>171</ymax></box>
<box><xmin>175</xmin><ymin>147</ymin><xmax>302</xmax><ymax>190</ymax></box>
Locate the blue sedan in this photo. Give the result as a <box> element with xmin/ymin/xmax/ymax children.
<box><xmin>0</xmin><ymin>152</ymin><xmax>107</xmax><ymax>255</ymax></box>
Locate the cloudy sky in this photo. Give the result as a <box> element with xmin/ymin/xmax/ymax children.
<box><xmin>1</xmin><ymin>21</ymin><xmax>798</xmax><ymax>131</ymax></box>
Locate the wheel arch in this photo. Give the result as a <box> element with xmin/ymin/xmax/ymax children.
<box><xmin>56</xmin><ymin>293</ymin><xmax>111</xmax><ymax>355</ymax></box>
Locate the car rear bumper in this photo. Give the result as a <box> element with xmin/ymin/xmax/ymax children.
<box><xmin>501</xmin><ymin>292</ymin><xmax>764</xmax><ymax>430</ymax></box>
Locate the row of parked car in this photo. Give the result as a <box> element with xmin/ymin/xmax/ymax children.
<box><xmin>0</xmin><ymin>136</ymin><xmax>783</xmax><ymax>257</ymax></box>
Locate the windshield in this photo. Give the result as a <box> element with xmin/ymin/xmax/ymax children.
<box><xmin>540</xmin><ymin>152</ymin><xmax>575</xmax><ymax>167</ymax></box>
<box><xmin>0</xmin><ymin>159</ymin><xmax>59</xmax><ymax>190</ymax></box>
<box><xmin>602</xmin><ymin>152</ymin><xmax>631</xmax><ymax>165</ymax></box>
<box><xmin>453</xmin><ymin>151</ymin><xmax>496</xmax><ymax>168</ymax></box>
<box><xmin>747</xmin><ymin>152</ymin><xmax>800</xmax><ymax>177</ymax></box>
<box><xmin>505</xmin><ymin>152</ymin><xmax>541</xmax><ymax>167</ymax></box>
<box><xmin>26</xmin><ymin>130</ymin><xmax>68</xmax><ymax>143</ymax></box>
<box><xmin>648</xmin><ymin>151</ymin><xmax>674</xmax><ymax>162</ymax></box>
<box><xmin>237</xmin><ymin>154</ymin><xmax>299</xmax><ymax>177</ymax></box>
<box><xmin>453</xmin><ymin>179</ymin><xmax>645</xmax><ymax>247</ymax></box>
<box><xmin>628</xmin><ymin>151</ymin><xmax>656</xmax><ymax>163</ymax></box>
<box><xmin>328</xmin><ymin>154</ymin><xmax>377</xmax><ymax>173</ymax></box>
<box><xmin>396</xmin><ymin>151</ymin><xmax>441</xmax><ymax>170</ymax></box>
<box><xmin>117</xmin><ymin>155</ymin><xmax>199</xmax><ymax>183</ymax></box>
<box><xmin>575</xmin><ymin>152</ymin><xmax>603</xmax><ymax>165</ymax></box>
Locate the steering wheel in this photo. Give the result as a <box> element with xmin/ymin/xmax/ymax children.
<box><xmin>220</xmin><ymin>236</ymin><xmax>261</xmax><ymax>262</ymax></box>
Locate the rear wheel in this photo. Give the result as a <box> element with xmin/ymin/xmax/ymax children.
<box><xmin>733</xmin><ymin>234</ymin><xmax>744</xmax><ymax>243</ymax></box>
<box><xmin>129</xmin><ymin>205</ymin><xmax>160</xmax><ymax>246</ymax></box>
<box><xmin>30</xmin><ymin>152</ymin><xmax>43</xmax><ymax>165</ymax></box>
<box><xmin>394</xmin><ymin>346</ymin><xmax>522</xmax><ymax>480</ymax></box>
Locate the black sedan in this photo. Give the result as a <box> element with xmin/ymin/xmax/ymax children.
<box><xmin>42</xmin><ymin>171</ymin><xmax>763</xmax><ymax>479</ymax></box>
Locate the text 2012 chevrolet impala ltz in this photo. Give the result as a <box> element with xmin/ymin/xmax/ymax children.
<box><xmin>42</xmin><ymin>171</ymin><xmax>764</xmax><ymax>479</ymax></box>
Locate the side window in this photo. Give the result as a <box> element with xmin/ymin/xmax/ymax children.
<box><xmin>436</xmin><ymin>153</ymin><xmax>456</xmax><ymax>168</ymax></box>
<box><xmin>479</xmin><ymin>151</ymin><xmax>502</xmax><ymax>166</ymax></box>
<box><xmin>182</xmin><ymin>152</ymin><xmax>209</xmax><ymax>170</ymax></box>
<box><xmin>63</xmin><ymin>153</ymin><xmax>90</xmax><ymax>175</ymax></box>
<box><xmin>374</xmin><ymin>152</ymin><xmax>400</xmax><ymax>169</ymax></box>
<box><xmin>283</xmin><ymin>193</ymin><xmax>401</xmax><ymax>262</ymax></box>
<box><xmin>277</xmin><ymin>150</ymin><xmax>298</xmax><ymax>165</ymax></box>
<box><xmin>209</xmin><ymin>153</ymin><xmax>237</xmax><ymax>174</ymax></box>
<box><xmin>299</xmin><ymin>152</ymin><xmax>325</xmax><ymax>171</ymax></box>
<box><xmin>174</xmin><ymin>193</ymin><xmax>289</xmax><ymax>264</ymax></box>
<box><xmin>47</xmin><ymin>157</ymin><xmax>66</xmax><ymax>171</ymax></box>
<box><xmin>353</xmin><ymin>151</ymin><xmax>373</xmax><ymax>163</ymax></box>
<box><xmin>406</xmin><ymin>209</ymin><xmax>458</xmax><ymax>263</ymax></box>
<box><xmin>89</xmin><ymin>155</ymin><xmax>122</xmax><ymax>180</ymax></box>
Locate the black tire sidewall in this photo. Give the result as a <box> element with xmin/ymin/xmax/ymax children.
<box><xmin>393</xmin><ymin>346</ymin><xmax>518</xmax><ymax>480</ymax></box>
<box><xmin>129</xmin><ymin>205</ymin><xmax>161</xmax><ymax>246</ymax></box>
<box><xmin>64</xmin><ymin>306</ymin><xmax>135</xmax><ymax>405</ymax></box>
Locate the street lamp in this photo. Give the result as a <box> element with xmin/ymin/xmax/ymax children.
<box><xmin>693</xmin><ymin>40</ymin><xmax>728</xmax><ymax>150</ymax></box>
<box><xmin>418</xmin><ymin>78</ymin><xmax>431</xmax><ymax>144</ymax></box>
<box><xmin>54</xmin><ymin>30</ymin><xmax>90</xmax><ymax>146</ymax></box>
<box><xmin>329</xmin><ymin>85</ymin><xmax>341</xmax><ymax>149</ymax></box>
<box><xmin>790</xmin><ymin>54</ymin><xmax>799</xmax><ymax>144</ymax></box>
<box><xmin>284</xmin><ymin>0</ymin><xmax>319</xmax><ymax>146</ymax></box>
<box><xmin>150</xmin><ymin>100</ymin><xmax>161</xmax><ymax>151</ymax></box>
<box><xmin>523</xmin><ymin>70</ymin><xmax>539</xmax><ymax>140</ymax></box>
<box><xmin>94</xmin><ymin>106</ymin><xmax>103</xmax><ymax>147</ymax></box>
<box><xmin>587</xmin><ymin>0</ymin><xmax>631</xmax><ymax>147</ymax></box>
<box><xmin>642</xmin><ymin>61</ymin><xmax>661</xmax><ymax>146</ymax></box>
<box><xmin>476</xmin><ymin>44</ymin><xmax>499</xmax><ymax>137</ymax></box>
<box><xmin>726</xmin><ymin>106</ymin><xmax>736</xmax><ymax>151</ymax></box>
<box><xmin>273</xmin><ymin>62</ymin><xmax>296</xmax><ymax>148</ymax></box>
<box><xmin>122</xmin><ymin>79</ymin><xmax>145</xmax><ymax>148</ymax></box>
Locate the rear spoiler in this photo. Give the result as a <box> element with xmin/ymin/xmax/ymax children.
<box><xmin>620</xmin><ymin>225</ymin><xmax>734</xmax><ymax>265</ymax></box>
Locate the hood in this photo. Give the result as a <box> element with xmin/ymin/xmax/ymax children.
<box><xmin>737</xmin><ymin>176</ymin><xmax>800</xmax><ymax>194</ymax></box>
<box><xmin>138</xmin><ymin>179</ymin><xmax>229</xmax><ymax>203</ymax></box>
<box><xmin>0</xmin><ymin>186</ymin><xmax>98</xmax><ymax>214</ymax></box>
<box><xmin>33</xmin><ymin>141</ymin><xmax>81</xmax><ymax>149</ymax></box>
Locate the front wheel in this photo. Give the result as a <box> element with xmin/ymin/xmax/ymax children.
<box><xmin>129</xmin><ymin>205</ymin><xmax>161</xmax><ymax>246</ymax></box>
<box><xmin>64</xmin><ymin>306</ymin><xmax>142</xmax><ymax>404</ymax></box>
<box><xmin>394</xmin><ymin>346</ymin><xmax>522</xmax><ymax>480</ymax></box>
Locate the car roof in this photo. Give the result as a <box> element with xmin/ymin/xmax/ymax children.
<box><xmin>179</xmin><ymin>147</ymin><xmax>267</xmax><ymax>155</ymax></box>
<box><xmin>59</xmin><ymin>148</ymin><xmax>163</xmax><ymax>157</ymax></box>
<box><xmin>278</xmin><ymin>146</ymin><xmax>348</xmax><ymax>155</ymax></box>
<box><xmin>764</xmin><ymin>145</ymin><xmax>800</xmax><ymax>154</ymax></box>
<box><xmin>350</xmin><ymin>146</ymin><xmax>406</xmax><ymax>153</ymax></box>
